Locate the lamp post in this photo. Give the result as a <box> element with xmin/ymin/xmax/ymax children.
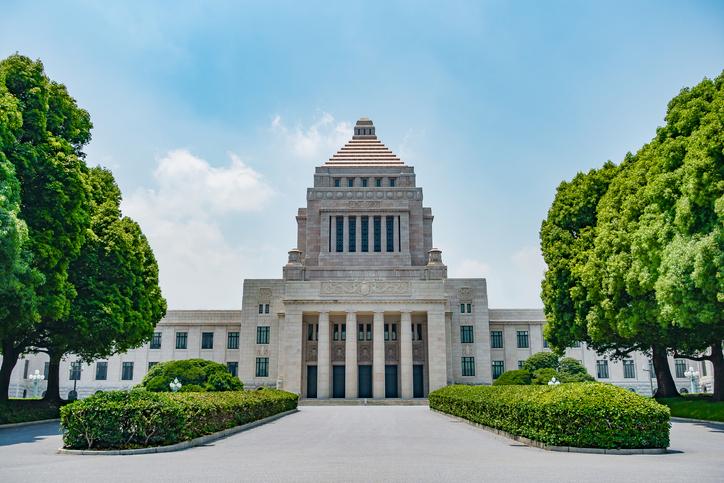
<box><xmin>169</xmin><ymin>378</ymin><xmax>182</xmax><ymax>392</ymax></box>
<box><xmin>684</xmin><ymin>367</ymin><xmax>699</xmax><ymax>394</ymax></box>
<box><xmin>28</xmin><ymin>369</ymin><xmax>44</xmax><ymax>398</ymax></box>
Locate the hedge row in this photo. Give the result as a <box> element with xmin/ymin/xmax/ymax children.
<box><xmin>60</xmin><ymin>389</ymin><xmax>298</xmax><ymax>449</ymax></box>
<box><xmin>429</xmin><ymin>383</ymin><xmax>670</xmax><ymax>449</ymax></box>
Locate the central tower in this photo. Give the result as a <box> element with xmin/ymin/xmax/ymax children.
<box><xmin>284</xmin><ymin>118</ymin><xmax>447</xmax><ymax>281</ymax></box>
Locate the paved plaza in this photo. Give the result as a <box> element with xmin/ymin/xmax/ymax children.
<box><xmin>0</xmin><ymin>406</ymin><xmax>722</xmax><ymax>482</ymax></box>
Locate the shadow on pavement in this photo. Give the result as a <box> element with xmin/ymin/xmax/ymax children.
<box><xmin>0</xmin><ymin>422</ymin><xmax>61</xmax><ymax>447</ymax></box>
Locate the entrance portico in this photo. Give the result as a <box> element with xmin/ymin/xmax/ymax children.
<box><xmin>289</xmin><ymin>301</ymin><xmax>446</xmax><ymax>400</ymax></box>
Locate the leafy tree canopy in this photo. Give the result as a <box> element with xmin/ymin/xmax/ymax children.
<box><xmin>140</xmin><ymin>359</ymin><xmax>243</xmax><ymax>392</ymax></box>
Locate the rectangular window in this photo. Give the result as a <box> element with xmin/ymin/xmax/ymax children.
<box><xmin>373</xmin><ymin>216</ymin><xmax>381</xmax><ymax>252</ymax></box>
<box><xmin>121</xmin><ymin>362</ymin><xmax>134</xmax><ymax>381</ymax></box>
<box><xmin>259</xmin><ymin>304</ymin><xmax>264</xmax><ymax>314</ymax></box>
<box><xmin>175</xmin><ymin>332</ymin><xmax>188</xmax><ymax>349</ymax></box>
<box><xmin>623</xmin><ymin>359</ymin><xmax>636</xmax><ymax>379</ymax></box>
<box><xmin>490</xmin><ymin>330</ymin><xmax>503</xmax><ymax>349</ymax></box>
<box><xmin>648</xmin><ymin>360</ymin><xmax>655</xmax><ymax>379</ymax></box>
<box><xmin>43</xmin><ymin>362</ymin><xmax>49</xmax><ymax>379</ymax></box>
<box><xmin>257</xmin><ymin>326</ymin><xmax>270</xmax><ymax>344</ymax></box>
<box><xmin>333</xmin><ymin>178</ymin><xmax>340</xmax><ymax>187</ymax></box>
<box><xmin>227</xmin><ymin>331</ymin><xmax>240</xmax><ymax>349</ymax></box>
<box><xmin>462</xmin><ymin>357</ymin><xmax>476</xmax><ymax>376</ymax></box>
<box><xmin>416</xmin><ymin>324</ymin><xmax>423</xmax><ymax>341</ymax></box>
<box><xmin>384</xmin><ymin>323</ymin><xmax>390</xmax><ymax>341</ymax></box>
<box><xmin>227</xmin><ymin>362</ymin><xmax>238</xmax><ymax>377</ymax></box>
<box><xmin>701</xmin><ymin>361</ymin><xmax>708</xmax><ymax>377</ymax></box>
<box><xmin>361</xmin><ymin>216</ymin><xmax>369</xmax><ymax>252</ymax></box>
<box><xmin>366</xmin><ymin>323</ymin><xmax>372</xmax><ymax>341</ymax></box>
<box><xmin>256</xmin><ymin>357</ymin><xmax>269</xmax><ymax>377</ymax></box>
<box><xmin>69</xmin><ymin>361</ymin><xmax>81</xmax><ymax>381</ymax></box>
<box><xmin>362</xmin><ymin>178</ymin><xmax>368</xmax><ymax>187</ymax></box>
<box><xmin>150</xmin><ymin>332</ymin><xmax>162</xmax><ymax>349</ymax></box>
<box><xmin>375</xmin><ymin>178</ymin><xmax>382</xmax><ymax>187</ymax></box>
<box><xmin>23</xmin><ymin>360</ymin><xmax>29</xmax><ymax>379</ymax></box>
<box><xmin>347</xmin><ymin>178</ymin><xmax>354</xmax><ymax>187</ymax></box>
<box><xmin>675</xmin><ymin>359</ymin><xmax>686</xmax><ymax>379</ymax></box>
<box><xmin>389</xmin><ymin>178</ymin><xmax>396</xmax><ymax>187</ymax></box>
<box><xmin>308</xmin><ymin>324</ymin><xmax>315</xmax><ymax>341</ymax></box>
<box><xmin>518</xmin><ymin>360</ymin><xmax>525</xmax><ymax>369</ymax></box>
<box><xmin>460</xmin><ymin>303</ymin><xmax>465</xmax><ymax>313</ymax></box>
<box><xmin>391</xmin><ymin>323</ymin><xmax>397</xmax><ymax>341</ymax></box>
<box><xmin>147</xmin><ymin>361</ymin><xmax>158</xmax><ymax>371</ymax></box>
<box><xmin>95</xmin><ymin>362</ymin><xmax>107</xmax><ymax>380</ymax></box>
<box><xmin>385</xmin><ymin>216</ymin><xmax>394</xmax><ymax>252</ymax></box>
<box><xmin>336</xmin><ymin>216</ymin><xmax>344</xmax><ymax>252</ymax></box>
<box><xmin>596</xmin><ymin>360</ymin><xmax>609</xmax><ymax>379</ymax></box>
<box><xmin>264</xmin><ymin>303</ymin><xmax>270</xmax><ymax>314</ymax></box>
<box><xmin>492</xmin><ymin>360</ymin><xmax>504</xmax><ymax>379</ymax></box>
<box><xmin>466</xmin><ymin>303</ymin><xmax>472</xmax><ymax>313</ymax></box>
<box><xmin>543</xmin><ymin>339</ymin><xmax>549</xmax><ymax>348</ymax></box>
<box><xmin>460</xmin><ymin>325</ymin><xmax>474</xmax><ymax>343</ymax></box>
<box><xmin>348</xmin><ymin>216</ymin><xmax>356</xmax><ymax>252</ymax></box>
<box><xmin>358</xmin><ymin>323</ymin><xmax>364</xmax><ymax>341</ymax></box>
<box><xmin>516</xmin><ymin>330</ymin><xmax>529</xmax><ymax>349</ymax></box>
<box><xmin>333</xmin><ymin>323</ymin><xmax>340</xmax><ymax>341</ymax></box>
<box><xmin>201</xmin><ymin>332</ymin><xmax>214</xmax><ymax>349</ymax></box>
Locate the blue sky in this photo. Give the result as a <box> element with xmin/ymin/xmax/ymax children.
<box><xmin>2</xmin><ymin>1</ymin><xmax>723</xmax><ymax>309</ymax></box>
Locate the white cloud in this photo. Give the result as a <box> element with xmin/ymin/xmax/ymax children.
<box><xmin>271</xmin><ymin>112</ymin><xmax>352</xmax><ymax>161</ymax></box>
<box><xmin>122</xmin><ymin>149</ymin><xmax>274</xmax><ymax>309</ymax></box>
<box><xmin>450</xmin><ymin>258</ymin><xmax>493</xmax><ymax>279</ymax></box>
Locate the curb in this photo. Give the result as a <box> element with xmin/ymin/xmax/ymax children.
<box><xmin>671</xmin><ymin>416</ymin><xmax>724</xmax><ymax>428</ymax></box>
<box><xmin>0</xmin><ymin>418</ymin><xmax>60</xmax><ymax>430</ymax></box>
<box><xmin>57</xmin><ymin>408</ymin><xmax>298</xmax><ymax>455</ymax></box>
<box><xmin>430</xmin><ymin>409</ymin><xmax>668</xmax><ymax>455</ymax></box>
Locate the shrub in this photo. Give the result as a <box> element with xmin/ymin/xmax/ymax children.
<box><xmin>139</xmin><ymin>359</ymin><xmax>243</xmax><ymax>392</ymax></box>
<box><xmin>429</xmin><ymin>383</ymin><xmax>670</xmax><ymax>449</ymax></box>
<box><xmin>532</xmin><ymin>368</ymin><xmax>560</xmax><ymax>385</ymax></box>
<box><xmin>492</xmin><ymin>369</ymin><xmax>532</xmax><ymax>385</ymax></box>
<box><xmin>522</xmin><ymin>352</ymin><xmax>559</xmax><ymax>372</ymax></box>
<box><xmin>60</xmin><ymin>388</ymin><xmax>298</xmax><ymax>450</ymax></box>
<box><xmin>0</xmin><ymin>399</ymin><xmax>64</xmax><ymax>424</ymax></box>
<box><xmin>558</xmin><ymin>357</ymin><xmax>594</xmax><ymax>382</ymax></box>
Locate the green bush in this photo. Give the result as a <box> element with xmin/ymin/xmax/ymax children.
<box><xmin>429</xmin><ymin>383</ymin><xmax>670</xmax><ymax>449</ymax></box>
<box><xmin>532</xmin><ymin>368</ymin><xmax>560</xmax><ymax>385</ymax></box>
<box><xmin>558</xmin><ymin>357</ymin><xmax>595</xmax><ymax>382</ymax></box>
<box><xmin>522</xmin><ymin>352</ymin><xmax>560</xmax><ymax>372</ymax></box>
<box><xmin>492</xmin><ymin>369</ymin><xmax>532</xmax><ymax>385</ymax></box>
<box><xmin>139</xmin><ymin>359</ymin><xmax>243</xmax><ymax>392</ymax></box>
<box><xmin>60</xmin><ymin>389</ymin><xmax>298</xmax><ymax>450</ymax></box>
<box><xmin>0</xmin><ymin>399</ymin><xmax>64</xmax><ymax>424</ymax></box>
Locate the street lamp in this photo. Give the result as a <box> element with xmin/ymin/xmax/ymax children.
<box><xmin>28</xmin><ymin>369</ymin><xmax>44</xmax><ymax>398</ymax></box>
<box><xmin>548</xmin><ymin>377</ymin><xmax>561</xmax><ymax>386</ymax></box>
<box><xmin>169</xmin><ymin>377</ymin><xmax>182</xmax><ymax>392</ymax></box>
<box><xmin>684</xmin><ymin>366</ymin><xmax>699</xmax><ymax>394</ymax></box>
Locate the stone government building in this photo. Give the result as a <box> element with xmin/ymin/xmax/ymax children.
<box><xmin>5</xmin><ymin>118</ymin><xmax>714</xmax><ymax>399</ymax></box>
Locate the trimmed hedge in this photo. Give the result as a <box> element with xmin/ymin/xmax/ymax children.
<box><xmin>492</xmin><ymin>369</ymin><xmax>531</xmax><ymax>386</ymax></box>
<box><xmin>0</xmin><ymin>399</ymin><xmax>64</xmax><ymax>424</ymax></box>
<box><xmin>60</xmin><ymin>389</ymin><xmax>298</xmax><ymax>449</ymax></box>
<box><xmin>430</xmin><ymin>383</ymin><xmax>670</xmax><ymax>449</ymax></box>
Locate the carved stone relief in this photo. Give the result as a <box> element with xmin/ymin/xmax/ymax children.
<box><xmin>320</xmin><ymin>281</ymin><xmax>411</xmax><ymax>297</ymax></box>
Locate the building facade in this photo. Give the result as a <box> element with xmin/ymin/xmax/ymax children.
<box><xmin>3</xmin><ymin>118</ymin><xmax>715</xmax><ymax>399</ymax></box>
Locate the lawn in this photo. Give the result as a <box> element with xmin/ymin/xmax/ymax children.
<box><xmin>657</xmin><ymin>395</ymin><xmax>724</xmax><ymax>422</ymax></box>
<box><xmin>0</xmin><ymin>399</ymin><xmax>64</xmax><ymax>425</ymax></box>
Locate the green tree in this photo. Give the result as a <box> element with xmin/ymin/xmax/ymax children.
<box><xmin>521</xmin><ymin>351</ymin><xmax>560</xmax><ymax>373</ymax></box>
<box><xmin>492</xmin><ymin>369</ymin><xmax>532</xmax><ymax>386</ymax></box>
<box><xmin>0</xmin><ymin>55</ymin><xmax>90</xmax><ymax>400</ymax></box>
<box><xmin>42</xmin><ymin>167</ymin><xmax>166</xmax><ymax>399</ymax></box>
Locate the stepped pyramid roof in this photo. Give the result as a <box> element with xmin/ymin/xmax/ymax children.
<box><xmin>324</xmin><ymin>118</ymin><xmax>405</xmax><ymax>166</ymax></box>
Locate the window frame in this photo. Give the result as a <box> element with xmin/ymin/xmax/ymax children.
<box><xmin>492</xmin><ymin>360</ymin><xmax>504</xmax><ymax>379</ymax></box>
<box><xmin>516</xmin><ymin>330</ymin><xmax>529</xmax><ymax>349</ymax></box>
<box><xmin>95</xmin><ymin>361</ymin><xmax>108</xmax><ymax>381</ymax></box>
<box><xmin>256</xmin><ymin>357</ymin><xmax>269</xmax><ymax>377</ymax></box>
<box><xmin>460</xmin><ymin>325</ymin><xmax>474</xmax><ymax>344</ymax></box>
<box><xmin>227</xmin><ymin>331</ymin><xmax>240</xmax><ymax>349</ymax></box>
<box><xmin>121</xmin><ymin>362</ymin><xmax>134</xmax><ymax>381</ymax></box>
<box><xmin>175</xmin><ymin>331</ymin><xmax>188</xmax><ymax>350</ymax></box>
<box><xmin>490</xmin><ymin>330</ymin><xmax>503</xmax><ymax>349</ymax></box>
<box><xmin>256</xmin><ymin>326</ymin><xmax>270</xmax><ymax>344</ymax></box>
<box><xmin>201</xmin><ymin>331</ymin><xmax>214</xmax><ymax>350</ymax></box>
<box><xmin>462</xmin><ymin>357</ymin><xmax>476</xmax><ymax>376</ymax></box>
<box><xmin>150</xmin><ymin>331</ymin><xmax>162</xmax><ymax>349</ymax></box>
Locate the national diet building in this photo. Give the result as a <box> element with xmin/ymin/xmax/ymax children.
<box><xmin>7</xmin><ymin>118</ymin><xmax>710</xmax><ymax>400</ymax></box>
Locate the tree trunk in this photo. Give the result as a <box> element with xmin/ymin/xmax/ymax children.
<box><xmin>43</xmin><ymin>350</ymin><xmax>63</xmax><ymax>403</ymax></box>
<box><xmin>0</xmin><ymin>342</ymin><xmax>20</xmax><ymax>402</ymax></box>
<box><xmin>710</xmin><ymin>342</ymin><xmax>724</xmax><ymax>402</ymax></box>
<box><xmin>652</xmin><ymin>344</ymin><xmax>679</xmax><ymax>398</ymax></box>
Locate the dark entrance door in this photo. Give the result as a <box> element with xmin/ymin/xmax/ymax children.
<box><xmin>413</xmin><ymin>364</ymin><xmax>424</xmax><ymax>398</ymax></box>
<box><xmin>332</xmin><ymin>365</ymin><xmax>345</xmax><ymax>398</ymax></box>
<box><xmin>385</xmin><ymin>364</ymin><xmax>399</xmax><ymax>398</ymax></box>
<box><xmin>358</xmin><ymin>365</ymin><xmax>372</xmax><ymax>398</ymax></box>
<box><xmin>306</xmin><ymin>365</ymin><xmax>317</xmax><ymax>398</ymax></box>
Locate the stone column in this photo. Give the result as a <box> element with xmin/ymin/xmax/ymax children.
<box><xmin>317</xmin><ymin>311</ymin><xmax>330</xmax><ymax>398</ymax></box>
<box><xmin>345</xmin><ymin>311</ymin><xmax>358</xmax><ymax>398</ymax></box>
<box><xmin>426</xmin><ymin>307</ymin><xmax>448</xmax><ymax>392</ymax></box>
<box><xmin>279</xmin><ymin>309</ymin><xmax>303</xmax><ymax>395</ymax></box>
<box><xmin>372</xmin><ymin>311</ymin><xmax>385</xmax><ymax>398</ymax></box>
<box><xmin>400</xmin><ymin>311</ymin><xmax>413</xmax><ymax>399</ymax></box>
